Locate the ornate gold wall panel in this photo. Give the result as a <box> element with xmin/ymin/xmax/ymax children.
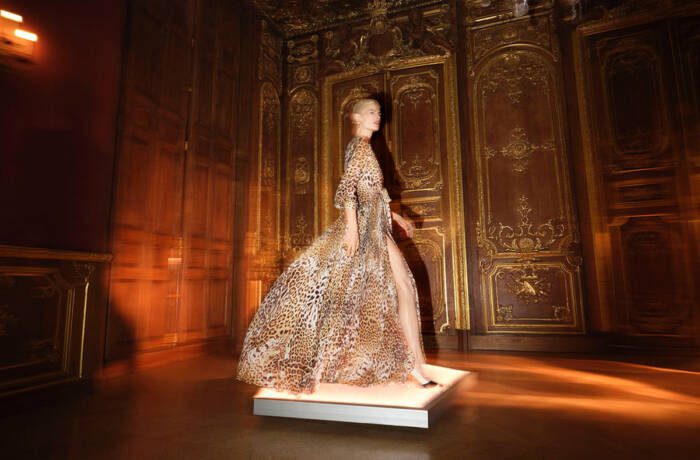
<box><xmin>0</xmin><ymin>246</ymin><xmax>109</xmax><ymax>397</ymax></box>
<box><xmin>284</xmin><ymin>34</ymin><xmax>321</xmax><ymax>263</ymax></box>
<box><xmin>464</xmin><ymin>0</ymin><xmax>554</xmax><ymax>25</ymax></box>
<box><xmin>243</xmin><ymin>19</ymin><xmax>284</xmax><ymax>319</ymax></box>
<box><xmin>573</xmin><ymin>6</ymin><xmax>700</xmax><ymax>339</ymax></box>
<box><xmin>286</xmin><ymin>87</ymin><xmax>318</xmax><ymax>255</ymax></box>
<box><xmin>321</xmin><ymin>55</ymin><xmax>470</xmax><ymax>338</ymax></box>
<box><xmin>469</xmin><ymin>14</ymin><xmax>585</xmax><ymax>334</ymax></box>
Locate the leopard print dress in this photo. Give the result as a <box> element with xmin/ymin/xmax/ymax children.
<box><xmin>237</xmin><ymin>136</ymin><xmax>424</xmax><ymax>393</ymax></box>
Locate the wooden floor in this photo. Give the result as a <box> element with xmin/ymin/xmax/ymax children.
<box><xmin>2</xmin><ymin>351</ymin><xmax>700</xmax><ymax>459</ymax></box>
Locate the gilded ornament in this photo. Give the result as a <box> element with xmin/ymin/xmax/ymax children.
<box><xmin>290</xmin><ymin>214</ymin><xmax>312</xmax><ymax>249</ymax></box>
<box><xmin>293</xmin><ymin>157</ymin><xmax>311</xmax><ymax>186</ymax></box>
<box><xmin>287</xmin><ymin>35</ymin><xmax>319</xmax><ymax>64</ymax></box>
<box><xmin>496</xmin><ymin>127</ymin><xmax>555</xmax><ymax>174</ymax></box>
<box><xmin>498</xmin><ymin>261</ymin><xmax>552</xmax><ymax>304</ymax></box>
<box><xmin>552</xmin><ymin>304</ymin><xmax>571</xmax><ymax>321</ymax></box>
<box><xmin>258</xmin><ymin>21</ymin><xmax>282</xmax><ymax>85</ymax></box>
<box><xmin>293</xmin><ymin>66</ymin><xmax>313</xmax><ymax>84</ymax></box>
<box><xmin>471</xmin><ymin>15</ymin><xmax>553</xmax><ymax>62</ymax></box>
<box><xmin>290</xmin><ymin>89</ymin><xmax>316</xmax><ymax>135</ymax></box>
<box><xmin>495</xmin><ymin>304</ymin><xmax>514</xmax><ymax>322</ymax></box>
<box><xmin>392</xmin><ymin>74</ymin><xmax>442</xmax><ymax>190</ymax></box>
<box><xmin>482</xmin><ymin>52</ymin><xmax>550</xmax><ymax>104</ymax></box>
<box><xmin>487</xmin><ymin>195</ymin><xmax>565</xmax><ymax>253</ymax></box>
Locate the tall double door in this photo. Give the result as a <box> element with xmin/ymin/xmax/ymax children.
<box><xmin>321</xmin><ymin>58</ymin><xmax>469</xmax><ymax>346</ymax></box>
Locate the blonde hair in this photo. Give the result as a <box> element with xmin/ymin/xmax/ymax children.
<box><xmin>350</xmin><ymin>98</ymin><xmax>379</xmax><ymax>114</ymax></box>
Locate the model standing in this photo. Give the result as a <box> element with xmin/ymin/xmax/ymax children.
<box><xmin>237</xmin><ymin>99</ymin><xmax>435</xmax><ymax>393</ymax></box>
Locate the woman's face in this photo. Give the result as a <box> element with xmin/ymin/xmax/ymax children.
<box><xmin>356</xmin><ymin>102</ymin><xmax>381</xmax><ymax>133</ymax></box>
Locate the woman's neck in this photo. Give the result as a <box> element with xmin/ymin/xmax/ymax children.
<box><xmin>354</xmin><ymin>128</ymin><xmax>372</xmax><ymax>140</ymax></box>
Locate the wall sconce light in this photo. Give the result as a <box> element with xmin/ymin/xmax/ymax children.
<box><xmin>513</xmin><ymin>0</ymin><xmax>530</xmax><ymax>18</ymax></box>
<box><xmin>0</xmin><ymin>8</ymin><xmax>39</xmax><ymax>62</ymax></box>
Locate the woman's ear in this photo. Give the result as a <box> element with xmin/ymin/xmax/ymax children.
<box><xmin>350</xmin><ymin>112</ymin><xmax>361</xmax><ymax>125</ymax></box>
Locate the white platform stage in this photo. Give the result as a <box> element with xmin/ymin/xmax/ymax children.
<box><xmin>252</xmin><ymin>364</ymin><xmax>476</xmax><ymax>428</ymax></box>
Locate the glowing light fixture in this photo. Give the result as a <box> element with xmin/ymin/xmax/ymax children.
<box><xmin>14</xmin><ymin>29</ymin><xmax>37</xmax><ymax>42</ymax></box>
<box><xmin>0</xmin><ymin>9</ymin><xmax>22</xmax><ymax>22</ymax></box>
<box><xmin>0</xmin><ymin>7</ymin><xmax>38</xmax><ymax>61</ymax></box>
<box><xmin>513</xmin><ymin>0</ymin><xmax>529</xmax><ymax>17</ymax></box>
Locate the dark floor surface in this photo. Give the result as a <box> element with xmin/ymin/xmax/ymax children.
<box><xmin>2</xmin><ymin>351</ymin><xmax>700</xmax><ymax>459</ymax></box>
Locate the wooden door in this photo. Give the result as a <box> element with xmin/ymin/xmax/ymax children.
<box><xmin>109</xmin><ymin>0</ymin><xmax>194</xmax><ymax>356</ymax></box>
<box><xmin>576</xmin><ymin>17</ymin><xmax>699</xmax><ymax>341</ymax></box>
<box><xmin>109</xmin><ymin>0</ymin><xmax>239</xmax><ymax>358</ymax></box>
<box><xmin>322</xmin><ymin>58</ymin><xmax>469</xmax><ymax>347</ymax></box>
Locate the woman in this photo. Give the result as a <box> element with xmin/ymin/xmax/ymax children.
<box><xmin>237</xmin><ymin>98</ymin><xmax>436</xmax><ymax>393</ymax></box>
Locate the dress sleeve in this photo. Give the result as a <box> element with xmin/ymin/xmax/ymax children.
<box><xmin>333</xmin><ymin>142</ymin><xmax>366</xmax><ymax>210</ymax></box>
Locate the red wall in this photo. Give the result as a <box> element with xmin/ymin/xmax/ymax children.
<box><xmin>0</xmin><ymin>0</ymin><xmax>125</xmax><ymax>252</ymax></box>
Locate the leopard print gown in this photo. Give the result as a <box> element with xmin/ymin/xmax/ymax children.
<box><xmin>237</xmin><ymin>136</ymin><xmax>424</xmax><ymax>393</ymax></box>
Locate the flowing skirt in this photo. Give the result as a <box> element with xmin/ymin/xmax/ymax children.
<box><xmin>237</xmin><ymin>197</ymin><xmax>423</xmax><ymax>393</ymax></box>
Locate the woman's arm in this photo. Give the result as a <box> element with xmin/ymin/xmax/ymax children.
<box><xmin>391</xmin><ymin>211</ymin><xmax>415</xmax><ymax>238</ymax></box>
<box><xmin>335</xmin><ymin>141</ymin><xmax>365</xmax><ymax>256</ymax></box>
<box><xmin>343</xmin><ymin>208</ymin><xmax>359</xmax><ymax>257</ymax></box>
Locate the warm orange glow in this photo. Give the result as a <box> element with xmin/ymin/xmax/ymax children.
<box><xmin>14</xmin><ymin>28</ymin><xmax>37</xmax><ymax>42</ymax></box>
<box><xmin>255</xmin><ymin>364</ymin><xmax>472</xmax><ymax>408</ymax></box>
<box><xmin>0</xmin><ymin>9</ymin><xmax>22</xmax><ymax>22</ymax></box>
<box><xmin>429</xmin><ymin>353</ymin><xmax>700</xmax><ymax>425</ymax></box>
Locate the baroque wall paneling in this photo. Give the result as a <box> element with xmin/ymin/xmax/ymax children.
<box><xmin>319</xmin><ymin>2</ymin><xmax>469</xmax><ymax>349</ymax></box>
<box><xmin>572</xmin><ymin>1</ymin><xmax>700</xmax><ymax>347</ymax></box>
<box><xmin>181</xmin><ymin>0</ymin><xmax>240</xmax><ymax>344</ymax></box>
<box><xmin>110</xmin><ymin>0</ymin><xmax>248</xmax><ymax>368</ymax></box>
<box><xmin>285</xmin><ymin>34</ymin><xmax>320</xmax><ymax>264</ymax></box>
<box><xmin>465</xmin><ymin>4</ymin><xmax>586</xmax><ymax>348</ymax></box>
<box><xmin>241</xmin><ymin>19</ymin><xmax>284</xmax><ymax>328</ymax></box>
<box><xmin>0</xmin><ymin>246</ymin><xmax>111</xmax><ymax>397</ymax></box>
<box><xmin>110</xmin><ymin>0</ymin><xmax>195</xmax><ymax>359</ymax></box>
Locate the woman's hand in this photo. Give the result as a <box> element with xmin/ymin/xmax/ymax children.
<box><xmin>393</xmin><ymin>212</ymin><xmax>416</xmax><ymax>238</ymax></box>
<box><xmin>342</xmin><ymin>225</ymin><xmax>360</xmax><ymax>257</ymax></box>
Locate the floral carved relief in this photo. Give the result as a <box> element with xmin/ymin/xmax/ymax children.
<box><xmin>487</xmin><ymin>195</ymin><xmax>566</xmax><ymax>254</ymax></box>
<box><xmin>289</xmin><ymin>214</ymin><xmax>313</xmax><ymax>250</ymax></box>
<box><xmin>392</xmin><ymin>72</ymin><xmax>443</xmax><ymax>191</ymax></box>
<box><xmin>482</xmin><ymin>52</ymin><xmax>551</xmax><ymax>104</ymax></box>
<box><xmin>322</xmin><ymin>3</ymin><xmax>453</xmax><ymax>74</ymax></box>
<box><xmin>488</xmin><ymin>127</ymin><xmax>555</xmax><ymax>174</ymax></box>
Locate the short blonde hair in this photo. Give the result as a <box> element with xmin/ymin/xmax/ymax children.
<box><xmin>350</xmin><ymin>98</ymin><xmax>379</xmax><ymax>114</ymax></box>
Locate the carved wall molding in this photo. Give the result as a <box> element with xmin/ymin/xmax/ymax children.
<box><xmin>399</xmin><ymin>227</ymin><xmax>450</xmax><ymax>333</ymax></box>
<box><xmin>0</xmin><ymin>245</ymin><xmax>110</xmax><ymax>396</ymax></box>
<box><xmin>321</xmin><ymin>54</ymin><xmax>470</xmax><ymax>336</ymax></box>
<box><xmin>287</xmin><ymin>35</ymin><xmax>319</xmax><ymax>64</ymax></box>
<box><xmin>469</xmin><ymin>29</ymin><xmax>584</xmax><ymax>334</ymax></box>
<box><xmin>259</xmin><ymin>20</ymin><xmax>283</xmax><ymax>90</ymax></box>
<box><xmin>391</xmin><ymin>70</ymin><xmax>444</xmax><ymax>191</ymax></box>
<box><xmin>255</xmin><ymin>82</ymin><xmax>282</xmax><ymax>257</ymax></box>
<box><xmin>464</xmin><ymin>0</ymin><xmax>555</xmax><ymax>25</ymax></box>
<box><xmin>467</xmin><ymin>12</ymin><xmax>560</xmax><ymax>71</ymax></box>
<box><xmin>572</xmin><ymin>8</ymin><xmax>699</xmax><ymax>340</ymax></box>
<box><xmin>481</xmin><ymin>52</ymin><xmax>551</xmax><ymax>103</ymax></box>
<box><xmin>484</xmin><ymin>127</ymin><xmax>555</xmax><ymax>174</ymax></box>
<box><xmin>485</xmin><ymin>195</ymin><xmax>567</xmax><ymax>255</ymax></box>
<box><xmin>322</xmin><ymin>3</ymin><xmax>454</xmax><ymax>75</ymax></box>
<box><xmin>595</xmin><ymin>36</ymin><xmax>672</xmax><ymax>171</ymax></box>
<box><xmin>285</xmin><ymin>86</ymin><xmax>319</xmax><ymax>257</ymax></box>
<box><xmin>486</xmin><ymin>259</ymin><xmax>583</xmax><ymax>331</ymax></box>
<box><xmin>253</xmin><ymin>0</ymin><xmax>446</xmax><ymax>38</ymax></box>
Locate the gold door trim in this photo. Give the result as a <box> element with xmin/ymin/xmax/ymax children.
<box><xmin>321</xmin><ymin>55</ymin><xmax>470</xmax><ymax>330</ymax></box>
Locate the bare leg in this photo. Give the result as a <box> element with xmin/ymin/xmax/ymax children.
<box><xmin>386</xmin><ymin>235</ymin><xmax>430</xmax><ymax>383</ymax></box>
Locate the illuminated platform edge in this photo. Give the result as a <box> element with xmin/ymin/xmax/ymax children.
<box><xmin>252</xmin><ymin>364</ymin><xmax>477</xmax><ymax>428</ymax></box>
